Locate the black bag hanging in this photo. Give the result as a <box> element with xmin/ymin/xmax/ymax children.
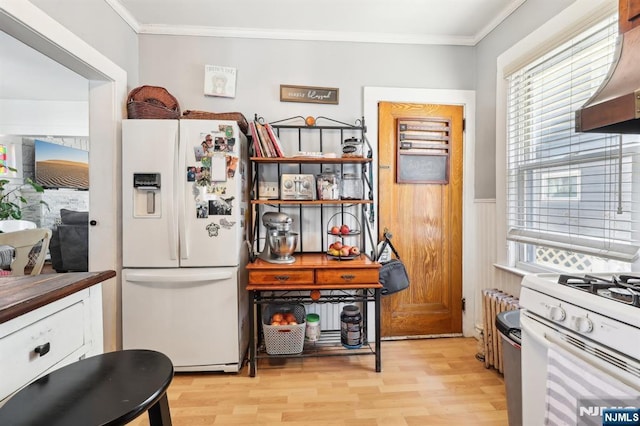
<box><xmin>376</xmin><ymin>230</ymin><xmax>410</xmax><ymax>296</ymax></box>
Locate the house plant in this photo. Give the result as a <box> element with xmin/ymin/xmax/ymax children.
<box><xmin>0</xmin><ymin>166</ymin><xmax>47</xmax><ymax>221</ymax></box>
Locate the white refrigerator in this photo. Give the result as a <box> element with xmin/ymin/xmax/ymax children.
<box><xmin>121</xmin><ymin>119</ymin><xmax>249</xmax><ymax>372</ymax></box>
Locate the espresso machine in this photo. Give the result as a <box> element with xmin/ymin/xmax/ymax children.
<box><xmin>258</xmin><ymin>212</ymin><xmax>298</xmax><ymax>264</ymax></box>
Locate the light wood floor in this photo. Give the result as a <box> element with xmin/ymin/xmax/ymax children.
<box><xmin>129</xmin><ymin>337</ymin><xmax>508</xmax><ymax>425</ymax></box>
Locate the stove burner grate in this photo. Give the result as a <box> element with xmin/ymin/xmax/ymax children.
<box><xmin>557</xmin><ymin>274</ymin><xmax>640</xmax><ymax>307</ymax></box>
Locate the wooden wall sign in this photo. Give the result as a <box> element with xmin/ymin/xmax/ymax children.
<box><xmin>280</xmin><ymin>85</ymin><xmax>339</xmax><ymax>105</ymax></box>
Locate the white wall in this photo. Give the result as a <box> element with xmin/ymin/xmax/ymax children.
<box><xmin>0</xmin><ymin>100</ymin><xmax>88</xmax><ymax>135</ymax></box>
<box><xmin>29</xmin><ymin>0</ymin><xmax>139</xmax><ymax>88</ymax></box>
<box><xmin>138</xmin><ymin>36</ymin><xmax>475</xmax><ymax>123</ymax></box>
<box><xmin>474</xmin><ymin>0</ymin><xmax>575</xmax><ymax>199</ymax></box>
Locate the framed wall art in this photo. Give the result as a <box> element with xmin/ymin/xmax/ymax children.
<box><xmin>204</xmin><ymin>65</ymin><xmax>237</xmax><ymax>98</ymax></box>
<box><xmin>280</xmin><ymin>85</ymin><xmax>339</xmax><ymax>105</ymax></box>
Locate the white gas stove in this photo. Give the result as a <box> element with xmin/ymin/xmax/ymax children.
<box><xmin>519</xmin><ymin>273</ymin><xmax>640</xmax><ymax>426</ymax></box>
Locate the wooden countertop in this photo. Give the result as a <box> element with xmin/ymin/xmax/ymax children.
<box><xmin>0</xmin><ymin>270</ymin><xmax>116</xmax><ymax>324</ymax></box>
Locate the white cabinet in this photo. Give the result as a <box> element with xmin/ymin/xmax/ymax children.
<box><xmin>0</xmin><ymin>287</ymin><xmax>103</xmax><ymax>403</ymax></box>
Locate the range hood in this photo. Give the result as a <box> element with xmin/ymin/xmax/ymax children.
<box><xmin>576</xmin><ymin>0</ymin><xmax>640</xmax><ymax>134</ymax></box>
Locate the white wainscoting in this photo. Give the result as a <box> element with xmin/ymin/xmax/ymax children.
<box><xmin>470</xmin><ymin>199</ymin><xmax>523</xmax><ymax>335</ymax></box>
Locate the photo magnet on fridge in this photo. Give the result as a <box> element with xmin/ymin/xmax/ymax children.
<box><xmin>216</xmin><ymin>137</ymin><xmax>235</xmax><ymax>153</ymax></box>
<box><xmin>214</xmin><ymin>137</ymin><xmax>226</xmax><ymax>152</ymax></box>
<box><xmin>195</xmin><ymin>166</ymin><xmax>211</xmax><ymax>186</ymax></box>
<box><xmin>200</xmin><ymin>133</ymin><xmax>215</xmax><ymax>156</ymax></box>
<box><xmin>194</xmin><ymin>145</ymin><xmax>205</xmax><ymax>161</ymax></box>
<box><xmin>227</xmin><ymin>137</ymin><xmax>236</xmax><ymax>153</ymax></box>
<box><xmin>187</xmin><ymin>166</ymin><xmax>196</xmax><ymax>182</ymax></box>
<box><xmin>219</xmin><ymin>124</ymin><xmax>234</xmax><ymax>138</ymax></box>
<box><xmin>226</xmin><ymin>156</ymin><xmax>239</xmax><ymax>178</ymax></box>
<box><xmin>196</xmin><ymin>203</ymin><xmax>208</xmax><ymax>218</ymax></box>
<box><xmin>208</xmin><ymin>196</ymin><xmax>233</xmax><ymax>215</ymax></box>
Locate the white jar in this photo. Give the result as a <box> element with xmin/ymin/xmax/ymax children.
<box><xmin>316</xmin><ymin>170</ymin><xmax>340</xmax><ymax>200</ymax></box>
<box><xmin>305</xmin><ymin>313</ymin><xmax>321</xmax><ymax>341</ymax></box>
<box><xmin>342</xmin><ymin>137</ymin><xmax>363</xmax><ymax>158</ymax></box>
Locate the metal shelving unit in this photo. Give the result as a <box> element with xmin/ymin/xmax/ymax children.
<box><xmin>248</xmin><ymin>115</ymin><xmax>376</xmax><ymax>259</ymax></box>
<box><xmin>246</xmin><ymin>116</ymin><xmax>381</xmax><ymax>376</ymax></box>
<box><xmin>250</xmin><ymin>289</ymin><xmax>378</xmax><ymax>366</ymax></box>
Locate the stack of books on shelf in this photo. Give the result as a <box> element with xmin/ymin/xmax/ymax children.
<box><xmin>249</xmin><ymin>120</ymin><xmax>285</xmax><ymax>158</ymax></box>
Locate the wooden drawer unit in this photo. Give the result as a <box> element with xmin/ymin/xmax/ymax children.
<box><xmin>249</xmin><ymin>269</ymin><xmax>314</xmax><ymax>285</ymax></box>
<box><xmin>316</xmin><ymin>268</ymin><xmax>379</xmax><ymax>284</ymax></box>
<box><xmin>246</xmin><ymin>253</ymin><xmax>382</xmax><ymax>377</ymax></box>
<box><xmin>0</xmin><ymin>299</ymin><xmax>86</xmax><ymax>402</ymax></box>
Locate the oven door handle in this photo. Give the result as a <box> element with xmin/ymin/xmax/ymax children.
<box><xmin>544</xmin><ymin>332</ymin><xmax>640</xmax><ymax>392</ymax></box>
<box><xmin>520</xmin><ymin>313</ymin><xmax>549</xmax><ymax>347</ymax></box>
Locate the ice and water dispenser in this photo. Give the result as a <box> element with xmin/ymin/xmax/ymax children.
<box><xmin>133</xmin><ymin>173</ymin><xmax>161</xmax><ymax>217</ymax></box>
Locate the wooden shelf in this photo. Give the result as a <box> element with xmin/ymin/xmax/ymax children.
<box><xmin>251</xmin><ymin>199</ymin><xmax>372</xmax><ymax>205</ymax></box>
<box><xmin>250</xmin><ymin>157</ymin><xmax>372</xmax><ymax>164</ymax></box>
<box><xmin>255</xmin><ymin>331</ymin><xmax>376</xmax><ymax>359</ymax></box>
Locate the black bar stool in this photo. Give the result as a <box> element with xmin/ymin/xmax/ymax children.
<box><xmin>0</xmin><ymin>349</ymin><xmax>174</xmax><ymax>426</ymax></box>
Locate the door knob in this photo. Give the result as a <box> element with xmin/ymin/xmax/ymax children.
<box><xmin>90</xmin><ymin>220</ymin><xmax>97</xmax><ymax>226</ymax></box>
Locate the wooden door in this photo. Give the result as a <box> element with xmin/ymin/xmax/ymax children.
<box><xmin>378</xmin><ymin>102</ymin><xmax>463</xmax><ymax>337</ymax></box>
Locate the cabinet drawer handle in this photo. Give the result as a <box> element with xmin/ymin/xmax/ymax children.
<box><xmin>34</xmin><ymin>342</ymin><xmax>50</xmax><ymax>357</ymax></box>
<box><xmin>274</xmin><ymin>275</ymin><xmax>290</xmax><ymax>281</ymax></box>
<box><xmin>341</xmin><ymin>274</ymin><xmax>356</xmax><ymax>281</ymax></box>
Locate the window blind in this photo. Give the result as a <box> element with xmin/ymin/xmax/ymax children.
<box><xmin>506</xmin><ymin>14</ymin><xmax>640</xmax><ymax>263</ymax></box>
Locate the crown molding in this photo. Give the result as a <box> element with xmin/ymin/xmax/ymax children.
<box><xmin>136</xmin><ymin>24</ymin><xmax>477</xmax><ymax>46</ymax></box>
<box><xmin>104</xmin><ymin>0</ymin><xmax>140</xmax><ymax>33</ymax></box>
<box><xmin>472</xmin><ymin>0</ymin><xmax>527</xmax><ymax>44</ymax></box>
<box><xmin>105</xmin><ymin>0</ymin><xmax>527</xmax><ymax>46</ymax></box>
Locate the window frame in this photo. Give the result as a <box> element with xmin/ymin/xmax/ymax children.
<box><xmin>495</xmin><ymin>0</ymin><xmax>620</xmax><ymax>273</ymax></box>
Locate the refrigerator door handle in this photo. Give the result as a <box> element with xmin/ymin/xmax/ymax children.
<box><xmin>167</xmin><ymin>132</ymin><xmax>178</xmax><ymax>260</ymax></box>
<box><xmin>177</xmin><ymin>125</ymin><xmax>188</xmax><ymax>260</ymax></box>
<box><xmin>125</xmin><ymin>271</ymin><xmax>234</xmax><ymax>283</ymax></box>
<box><xmin>163</xmin><ymin>127</ymin><xmax>180</xmax><ymax>260</ymax></box>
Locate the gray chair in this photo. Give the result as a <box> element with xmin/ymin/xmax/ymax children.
<box><xmin>49</xmin><ymin>209</ymin><xmax>88</xmax><ymax>272</ymax></box>
<box><xmin>0</xmin><ymin>228</ymin><xmax>52</xmax><ymax>275</ymax></box>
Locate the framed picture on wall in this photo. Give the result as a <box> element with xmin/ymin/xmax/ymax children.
<box><xmin>0</xmin><ymin>145</ymin><xmax>6</xmax><ymax>174</ymax></box>
<box><xmin>0</xmin><ymin>142</ymin><xmax>19</xmax><ymax>177</ymax></box>
<box><xmin>204</xmin><ymin>65</ymin><xmax>237</xmax><ymax>98</ymax></box>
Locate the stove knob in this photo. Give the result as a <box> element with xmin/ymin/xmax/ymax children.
<box><xmin>546</xmin><ymin>305</ymin><xmax>566</xmax><ymax>322</ymax></box>
<box><xmin>570</xmin><ymin>316</ymin><xmax>594</xmax><ymax>333</ymax></box>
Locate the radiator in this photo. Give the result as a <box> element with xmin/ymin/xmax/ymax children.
<box><xmin>306</xmin><ymin>302</ymin><xmax>346</xmax><ymax>330</ymax></box>
<box><xmin>481</xmin><ymin>289</ymin><xmax>519</xmax><ymax>373</ymax></box>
